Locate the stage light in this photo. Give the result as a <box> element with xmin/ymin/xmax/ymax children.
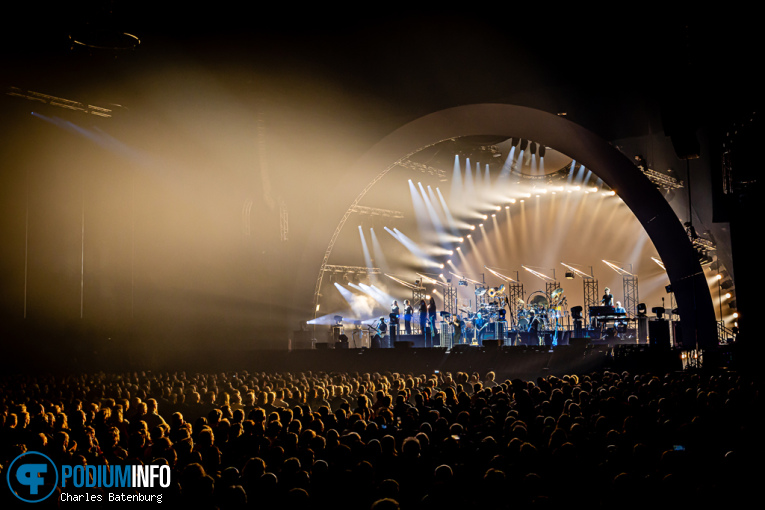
<box><xmin>482</xmin><ymin>215</ymin><xmax>488</xmax><ymax>220</ymax></box>
<box><xmin>565</xmin><ymin>272</ymin><xmax>574</xmax><ymax>279</ymax></box>
<box><xmin>716</xmin><ymin>274</ymin><xmax>722</xmax><ymax>280</ymax></box>
<box><xmin>637</xmin><ymin>303</ymin><xmax>647</xmax><ymax>316</ymax></box>
<box><xmin>652</xmin><ymin>307</ymin><xmax>665</xmax><ymax>319</ymax></box>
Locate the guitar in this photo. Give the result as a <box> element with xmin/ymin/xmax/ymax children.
<box><xmin>473</xmin><ymin>320</ymin><xmax>488</xmax><ymax>345</ymax></box>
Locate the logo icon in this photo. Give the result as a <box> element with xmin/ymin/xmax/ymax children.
<box><xmin>6</xmin><ymin>451</ymin><xmax>58</xmax><ymax>503</ymax></box>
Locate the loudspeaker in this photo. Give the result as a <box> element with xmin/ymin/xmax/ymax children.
<box><xmin>482</xmin><ymin>339</ymin><xmax>500</xmax><ymax>348</ymax></box>
<box><xmin>649</xmin><ymin>319</ymin><xmax>671</xmax><ymax>349</ymax></box>
<box><xmin>315</xmin><ymin>342</ymin><xmax>328</xmax><ymax>350</ymax></box>
<box><xmin>569</xmin><ymin>338</ymin><xmax>589</xmax><ymax>350</ymax></box>
<box><xmin>394</xmin><ymin>341</ymin><xmax>414</xmax><ymax>349</ymax></box>
<box><xmin>335</xmin><ymin>341</ymin><xmax>349</xmax><ymax>349</ymax></box>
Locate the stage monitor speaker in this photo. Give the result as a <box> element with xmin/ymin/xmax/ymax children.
<box><xmin>335</xmin><ymin>341</ymin><xmax>349</xmax><ymax>349</ymax></box>
<box><xmin>394</xmin><ymin>341</ymin><xmax>414</xmax><ymax>349</ymax></box>
<box><xmin>569</xmin><ymin>338</ymin><xmax>589</xmax><ymax>350</ymax></box>
<box><xmin>315</xmin><ymin>342</ymin><xmax>328</xmax><ymax>350</ymax></box>
<box><xmin>482</xmin><ymin>339</ymin><xmax>500</xmax><ymax>348</ymax></box>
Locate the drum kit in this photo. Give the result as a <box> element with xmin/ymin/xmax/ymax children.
<box><xmin>514</xmin><ymin>288</ymin><xmax>568</xmax><ymax>334</ymax></box>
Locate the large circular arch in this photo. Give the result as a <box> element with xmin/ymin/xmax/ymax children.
<box><xmin>311</xmin><ymin>103</ymin><xmax>716</xmax><ymax>350</ymax></box>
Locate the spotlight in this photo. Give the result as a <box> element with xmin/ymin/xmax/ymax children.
<box><xmin>519</xmin><ymin>139</ymin><xmax>528</xmax><ymax>151</ymax></box>
<box><xmin>571</xmin><ymin>306</ymin><xmax>583</xmax><ymax>320</ymax></box>
<box><xmin>565</xmin><ymin>272</ymin><xmax>574</xmax><ymax>280</ymax></box>
<box><xmin>665</xmin><ymin>285</ymin><xmax>673</xmax><ymax>293</ymax></box>
<box><xmin>637</xmin><ymin>303</ymin><xmax>647</xmax><ymax>317</ymax></box>
<box><xmin>539</xmin><ymin>145</ymin><xmax>546</xmax><ymax>158</ymax></box>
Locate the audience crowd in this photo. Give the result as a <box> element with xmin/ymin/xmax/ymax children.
<box><xmin>1</xmin><ymin>367</ymin><xmax>759</xmax><ymax>508</ymax></box>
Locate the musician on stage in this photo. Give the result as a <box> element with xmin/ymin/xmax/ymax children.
<box><xmin>615</xmin><ymin>301</ymin><xmax>626</xmax><ymax>314</ymax></box>
<box><xmin>374</xmin><ymin>316</ymin><xmax>388</xmax><ymax>348</ymax></box>
<box><xmin>427</xmin><ymin>296</ymin><xmax>437</xmax><ymax>347</ymax></box>
<box><xmin>419</xmin><ymin>299</ymin><xmax>428</xmax><ymax>336</ymax></box>
<box><xmin>601</xmin><ymin>287</ymin><xmax>614</xmax><ymax>307</ymax></box>
<box><xmin>453</xmin><ymin>315</ymin><xmax>464</xmax><ymax>345</ymax></box>
<box><xmin>403</xmin><ymin>299</ymin><xmax>413</xmax><ymax>335</ymax></box>
<box><xmin>390</xmin><ymin>300</ymin><xmax>400</xmax><ymax>335</ymax></box>
<box><xmin>473</xmin><ymin>312</ymin><xmax>487</xmax><ymax>346</ymax></box>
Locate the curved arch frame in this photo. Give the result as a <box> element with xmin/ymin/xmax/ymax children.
<box><xmin>314</xmin><ymin>104</ymin><xmax>716</xmax><ymax>349</ymax></box>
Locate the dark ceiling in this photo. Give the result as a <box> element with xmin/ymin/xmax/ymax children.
<box><xmin>2</xmin><ymin>5</ymin><xmax>759</xmax><ymax>143</ymax></box>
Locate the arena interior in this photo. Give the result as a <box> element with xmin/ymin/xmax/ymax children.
<box><xmin>1</xmin><ymin>6</ymin><xmax>761</xmax><ymax>509</ymax></box>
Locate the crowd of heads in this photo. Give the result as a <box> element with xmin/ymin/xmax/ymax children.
<box><xmin>1</xmin><ymin>367</ymin><xmax>759</xmax><ymax>508</ymax></box>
